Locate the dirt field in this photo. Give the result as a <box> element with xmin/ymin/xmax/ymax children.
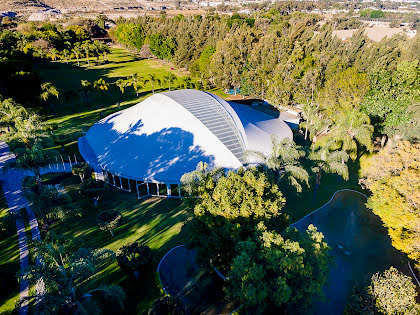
<box><xmin>332</xmin><ymin>26</ymin><xmax>415</xmax><ymax>42</ymax></box>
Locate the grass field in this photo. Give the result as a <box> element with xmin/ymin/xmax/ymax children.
<box><xmin>27</xmin><ymin>173</ymin><xmax>191</xmax><ymax>314</ymax></box>
<box><xmin>33</xmin><ymin>46</ymin><xmax>228</xmax><ymax>159</ymax></box>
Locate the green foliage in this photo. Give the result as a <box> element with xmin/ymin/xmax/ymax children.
<box><xmin>370</xmin><ymin>10</ymin><xmax>385</xmax><ymax>19</ymax></box>
<box><xmin>148</xmin><ymin>296</ymin><xmax>185</xmax><ymax>315</ymax></box>
<box><xmin>13</xmin><ymin>140</ymin><xmax>58</xmax><ymax>177</ymax></box>
<box><xmin>345</xmin><ymin>267</ymin><xmax>419</xmax><ymax>315</ymax></box>
<box><xmin>362</xmin><ymin>61</ymin><xmax>420</xmax><ymax>140</ymax></box>
<box><xmin>116</xmin><ymin>242</ymin><xmax>152</xmax><ymax>274</ymax></box>
<box><xmin>328</xmin><ymin>109</ymin><xmax>374</xmax><ymax>160</ymax></box>
<box><xmin>80</xmin><ymin>178</ymin><xmax>109</xmax><ymax>201</ymax></box>
<box><xmin>228</xmin><ymin>223</ymin><xmax>331</xmax><ymax>313</ymax></box>
<box><xmin>309</xmin><ymin>146</ymin><xmax>349</xmax><ymax>187</ymax></box>
<box><xmin>321</xmin><ymin>68</ymin><xmax>369</xmax><ymax>118</ymax></box>
<box><xmin>97</xmin><ymin>209</ymin><xmax>122</xmax><ymax>236</ymax></box>
<box><xmin>71</xmin><ymin>162</ymin><xmax>91</xmax><ymax>182</ymax></box>
<box><xmin>21</xmin><ymin>237</ymin><xmax>126</xmax><ymax>314</ymax></box>
<box><xmin>114</xmin><ymin>23</ymin><xmax>145</xmax><ymax>50</ymax></box>
<box><xmin>149</xmin><ymin>33</ymin><xmax>177</xmax><ymax>60</ymax></box>
<box><xmin>190</xmin><ymin>45</ymin><xmax>215</xmax><ymax>80</ymax></box>
<box><xmin>247</xmin><ymin>137</ymin><xmax>309</xmax><ymax>193</ymax></box>
<box><xmin>28</xmin><ymin>184</ymin><xmax>80</xmax><ymax>223</ymax></box>
<box><xmin>185</xmin><ymin>165</ymin><xmax>287</xmax><ymax>270</ymax></box>
<box><xmin>361</xmin><ymin>141</ymin><xmax>420</xmax><ymax>268</ymax></box>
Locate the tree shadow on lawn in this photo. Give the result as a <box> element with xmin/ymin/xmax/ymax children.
<box><xmin>44</xmin><ymin>188</ymin><xmax>192</xmax><ymax>314</ymax></box>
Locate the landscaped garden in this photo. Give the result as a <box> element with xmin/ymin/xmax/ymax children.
<box><xmin>0</xmin><ymin>15</ymin><xmax>419</xmax><ymax>315</ymax></box>
<box><xmin>22</xmin><ymin>172</ymin><xmax>191</xmax><ymax>314</ymax></box>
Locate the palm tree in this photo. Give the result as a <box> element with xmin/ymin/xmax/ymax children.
<box><xmin>13</xmin><ymin>140</ymin><xmax>55</xmax><ymax>178</ymax></box>
<box><xmin>329</xmin><ymin>109</ymin><xmax>374</xmax><ymax>160</ymax></box>
<box><xmin>93</xmin><ymin>78</ymin><xmax>109</xmax><ymax>106</ymax></box>
<box><xmin>80</xmin><ymin>80</ymin><xmax>92</xmax><ymax>105</ymax></box>
<box><xmin>61</xmin><ymin>49</ymin><xmax>71</xmax><ymax>64</ymax></box>
<box><xmin>179</xmin><ymin>76</ymin><xmax>193</xmax><ymax>89</ymax></box>
<box><xmin>0</xmin><ymin>98</ymin><xmax>28</xmax><ymax>134</ymax></box>
<box><xmin>247</xmin><ymin>137</ymin><xmax>310</xmax><ymax>193</ymax></box>
<box><xmin>144</xmin><ymin>74</ymin><xmax>161</xmax><ymax>94</ymax></box>
<box><xmin>47</xmin><ymin>48</ymin><xmax>59</xmax><ymax>61</ymax></box>
<box><xmin>128</xmin><ymin>73</ymin><xmax>144</xmax><ymax>97</ymax></box>
<box><xmin>72</xmin><ymin>45</ymin><xmax>81</xmax><ymax>66</ymax></box>
<box><xmin>20</xmin><ymin>238</ymin><xmax>126</xmax><ymax>314</ymax></box>
<box><xmin>309</xmin><ymin>147</ymin><xmax>349</xmax><ymax>198</ymax></box>
<box><xmin>14</xmin><ymin>114</ymin><xmax>47</xmax><ymax>146</ymax></box>
<box><xmin>92</xmin><ymin>40</ymin><xmax>101</xmax><ymax>63</ymax></box>
<box><xmin>115</xmin><ymin>79</ymin><xmax>127</xmax><ymax>101</ymax></box>
<box><xmin>81</xmin><ymin>41</ymin><xmax>91</xmax><ymax>67</ymax></box>
<box><xmin>97</xmin><ymin>41</ymin><xmax>110</xmax><ymax>61</ymax></box>
<box><xmin>102</xmin><ymin>43</ymin><xmax>110</xmax><ymax>61</ymax></box>
<box><xmin>164</xmin><ymin>72</ymin><xmax>177</xmax><ymax>91</ymax></box>
<box><xmin>40</xmin><ymin>82</ymin><xmax>60</xmax><ymax>111</ymax></box>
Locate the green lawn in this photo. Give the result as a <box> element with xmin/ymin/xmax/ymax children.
<box><xmin>0</xmin><ymin>185</ymin><xmax>20</xmax><ymax>315</ymax></box>
<box><xmin>33</xmin><ymin>46</ymin><xmax>207</xmax><ymax>158</ymax></box>
<box><xmin>29</xmin><ymin>173</ymin><xmax>191</xmax><ymax>314</ymax></box>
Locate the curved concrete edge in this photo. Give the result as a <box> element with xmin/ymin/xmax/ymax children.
<box><xmin>408</xmin><ymin>261</ymin><xmax>420</xmax><ymax>287</ymax></box>
<box><xmin>290</xmin><ymin>189</ymin><xmax>368</xmax><ymax>227</ymax></box>
<box><xmin>156</xmin><ymin>244</ymin><xmax>185</xmax><ymax>295</ymax></box>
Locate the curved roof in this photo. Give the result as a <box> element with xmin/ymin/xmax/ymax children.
<box><xmin>162</xmin><ymin>90</ymin><xmax>247</xmax><ymax>163</ymax></box>
<box><xmin>78</xmin><ymin>90</ymin><xmax>292</xmax><ymax>183</ymax></box>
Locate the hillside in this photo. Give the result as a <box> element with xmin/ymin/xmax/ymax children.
<box><xmin>0</xmin><ymin>0</ymin><xmax>143</xmax><ymax>13</ymax></box>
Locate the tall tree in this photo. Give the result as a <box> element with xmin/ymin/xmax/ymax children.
<box><xmin>145</xmin><ymin>74</ymin><xmax>161</xmax><ymax>94</ymax></box>
<box><xmin>115</xmin><ymin>78</ymin><xmax>127</xmax><ymax>101</ymax></box>
<box><xmin>80</xmin><ymin>80</ymin><xmax>92</xmax><ymax>104</ymax></box>
<box><xmin>164</xmin><ymin>72</ymin><xmax>177</xmax><ymax>91</ymax></box>
<box><xmin>40</xmin><ymin>82</ymin><xmax>60</xmax><ymax>111</ymax></box>
<box><xmin>20</xmin><ymin>238</ymin><xmax>126</xmax><ymax>314</ymax></box>
<box><xmin>328</xmin><ymin>109</ymin><xmax>374</xmax><ymax>160</ymax></box>
<box><xmin>345</xmin><ymin>267</ymin><xmax>420</xmax><ymax>314</ymax></box>
<box><xmin>228</xmin><ymin>223</ymin><xmax>331</xmax><ymax>313</ymax></box>
<box><xmin>128</xmin><ymin>73</ymin><xmax>144</xmax><ymax>97</ymax></box>
<box><xmin>309</xmin><ymin>147</ymin><xmax>349</xmax><ymax>194</ymax></box>
<box><xmin>93</xmin><ymin>78</ymin><xmax>109</xmax><ymax>106</ymax></box>
<box><xmin>81</xmin><ymin>41</ymin><xmax>91</xmax><ymax>67</ymax></box>
<box><xmin>247</xmin><ymin>137</ymin><xmax>309</xmax><ymax>193</ymax></box>
<box><xmin>72</xmin><ymin>44</ymin><xmax>81</xmax><ymax>66</ymax></box>
<box><xmin>361</xmin><ymin>141</ymin><xmax>420</xmax><ymax>269</ymax></box>
<box><xmin>185</xmin><ymin>166</ymin><xmax>287</xmax><ymax>269</ymax></box>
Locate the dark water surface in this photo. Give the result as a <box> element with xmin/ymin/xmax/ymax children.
<box><xmin>292</xmin><ymin>190</ymin><xmax>406</xmax><ymax>315</ymax></box>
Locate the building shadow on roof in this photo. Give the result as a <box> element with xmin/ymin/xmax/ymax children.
<box><xmin>87</xmin><ymin>118</ymin><xmax>215</xmax><ymax>182</ymax></box>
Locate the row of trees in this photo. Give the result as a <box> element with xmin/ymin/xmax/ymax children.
<box><xmin>112</xmin><ymin>14</ymin><xmax>419</xmax><ymax>147</ymax></box>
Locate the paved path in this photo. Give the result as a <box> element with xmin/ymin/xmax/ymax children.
<box><xmin>0</xmin><ymin>141</ymin><xmax>71</xmax><ymax>315</ymax></box>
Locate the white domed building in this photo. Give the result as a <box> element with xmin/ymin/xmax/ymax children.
<box><xmin>78</xmin><ymin>89</ymin><xmax>293</xmax><ymax>198</ymax></box>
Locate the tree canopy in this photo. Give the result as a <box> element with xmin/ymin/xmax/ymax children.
<box><xmin>362</xmin><ymin>141</ymin><xmax>420</xmax><ymax>270</ymax></box>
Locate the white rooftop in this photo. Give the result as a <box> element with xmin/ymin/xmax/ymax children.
<box><xmin>78</xmin><ymin>89</ymin><xmax>292</xmax><ymax>183</ymax></box>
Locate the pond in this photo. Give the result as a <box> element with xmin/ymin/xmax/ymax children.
<box><xmin>158</xmin><ymin>245</ymin><xmax>238</xmax><ymax>314</ymax></box>
<box><xmin>292</xmin><ymin>190</ymin><xmax>408</xmax><ymax>314</ymax></box>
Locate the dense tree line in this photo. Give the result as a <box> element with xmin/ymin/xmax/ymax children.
<box><xmin>112</xmin><ymin>12</ymin><xmax>419</xmax><ymax>147</ymax></box>
<box><xmin>0</xmin><ymin>20</ymin><xmax>109</xmax><ymax>105</ymax></box>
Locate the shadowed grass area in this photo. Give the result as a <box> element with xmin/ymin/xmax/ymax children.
<box><xmin>0</xmin><ymin>185</ymin><xmax>20</xmax><ymax>315</ymax></box>
<box><xmin>30</xmin><ymin>173</ymin><xmax>192</xmax><ymax>314</ymax></box>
